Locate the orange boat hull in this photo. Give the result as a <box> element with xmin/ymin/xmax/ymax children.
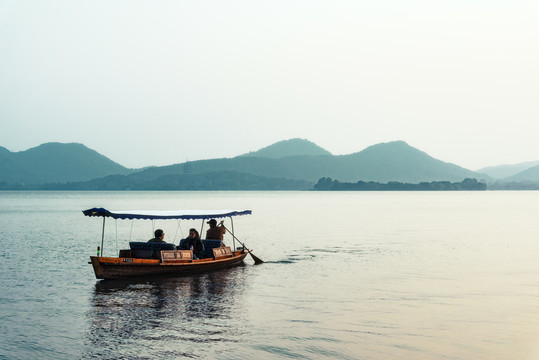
<box><xmin>90</xmin><ymin>251</ymin><xmax>248</xmax><ymax>280</ymax></box>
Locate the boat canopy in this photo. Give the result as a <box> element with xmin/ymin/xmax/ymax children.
<box><xmin>83</xmin><ymin>208</ymin><xmax>252</xmax><ymax>220</ymax></box>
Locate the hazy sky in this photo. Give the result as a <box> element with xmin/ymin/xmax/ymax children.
<box><xmin>1</xmin><ymin>1</ymin><xmax>538</xmax><ymax>170</ymax></box>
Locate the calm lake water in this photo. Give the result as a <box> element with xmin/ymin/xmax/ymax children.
<box><xmin>1</xmin><ymin>190</ymin><xmax>539</xmax><ymax>359</ymax></box>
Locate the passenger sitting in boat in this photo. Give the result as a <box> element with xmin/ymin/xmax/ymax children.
<box><xmin>206</xmin><ymin>219</ymin><xmax>226</xmax><ymax>244</ymax></box>
<box><xmin>179</xmin><ymin>228</ymin><xmax>205</xmax><ymax>259</ymax></box>
<box><xmin>147</xmin><ymin>229</ymin><xmax>166</xmax><ymax>243</ymax></box>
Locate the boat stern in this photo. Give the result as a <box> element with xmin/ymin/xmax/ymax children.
<box><xmin>89</xmin><ymin>256</ymin><xmax>104</xmax><ymax>279</ymax></box>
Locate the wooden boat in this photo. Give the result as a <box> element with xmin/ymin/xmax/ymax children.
<box><xmin>83</xmin><ymin>208</ymin><xmax>257</xmax><ymax>280</ymax></box>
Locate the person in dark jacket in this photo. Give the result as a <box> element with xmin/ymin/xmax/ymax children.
<box><xmin>147</xmin><ymin>229</ymin><xmax>166</xmax><ymax>243</ymax></box>
<box><xmin>179</xmin><ymin>228</ymin><xmax>205</xmax><ymax>259</ymax></box>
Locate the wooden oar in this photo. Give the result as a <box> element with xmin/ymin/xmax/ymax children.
<box><xmin>223</xmin><ymin>226</ymin><xmax>264</xmax><ymax>265</ymax></box>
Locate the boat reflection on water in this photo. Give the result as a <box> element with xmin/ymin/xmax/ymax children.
<box><xmin>83</xmin><ymin>266</ymin><xmax>251</xmax><ymax>359</ymax></box>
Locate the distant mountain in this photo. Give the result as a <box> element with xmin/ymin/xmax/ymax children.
<box><xmin>504</xmin><ymin>164</ymin><xmax>539</xmax><ymax>182</ymax></box>
<box><xmin>476</xmin><ymin>160</ymin><xmax>539</xmax><ymax>179</ymax></box>
<box><xmin>328</xmin><ymin>141</ymin><xmax>484</xmax><ymax>183</ymax></box>
<box><xmin>0</xmin><ymin>142</ymin><xmax>134</xmax><ymax>185</ymax></box>
<box><xmin>321</xmin><ymin>141</ymin><xmax>474</xmax><ymax>182</ymax></box>
<box><xmin>68</xmin><ymin>140</ymin><xmax>483</xmax><ymax>189</ymax></box>
<box><xmin>241</xmin><ymin>138</ymin><xmax>332</xmax><ymax>158</ymax></box>
<box><xmin>0</xmin><ymin>139</ymin><xmax>489</xmax><ymax>190</ymax></box>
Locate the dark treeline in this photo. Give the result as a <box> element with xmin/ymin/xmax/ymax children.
<box><xmin>488</xmin><ymin>181</ymin><xmax>539</xmax><ymax>190</ymax></box>
<box><xmin>0</xmin><ymin>171</ymin><xmax>313</xmax><ymax>191</ymax></box>
<box><xmin>314</xmin><ymin>177</ymin><xmax>487</xmax><ymax>191</ymax></box>
<box><xmin>5</xmin><ymin>176</ymin><xmax>537</xmax><ymax>191</ymax></box>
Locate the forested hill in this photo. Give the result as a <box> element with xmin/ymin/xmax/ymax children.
<box><xmin>0</xmin><ymin>139</ymin><xmax>488</xmax><ymax>190</ymax></box>
<box><xmin>160</xmin><ymin>140</ymin><xmax>484</xmax><ymax>184</ymax></box>
<box><xmin>0</xmin><ymin>143</ymin><xmax>133</xmax><ymax>185</ymax></box>
<box><xmin>241</xmin><ymin>138</ymin><xmax>332</xmax><ymax>158</ymax></box>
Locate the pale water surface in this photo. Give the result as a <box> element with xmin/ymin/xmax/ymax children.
<box><xmin>1</xmin><ymin>191</ymin><xmax>539</xmax><ymax>359</ymax></box>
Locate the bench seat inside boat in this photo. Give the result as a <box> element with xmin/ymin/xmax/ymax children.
<box><xmin>177</xmin><ymin>239</ymin><xmax>223</xmax><ymax>259</ymax></box>
<box><xmin>203</xmin><ymin>239</ymin><xmax>223</xmax><ymax>259</ymax></box>
<box><xmin>161</xmin><ymin>250</ymin><xmax>193</xmax><ymax>263</ymax></box>
<box><xmin>213</xmin><ymin>246</ymin><xmax>233</xmax><ymax>259</ymax></box>
<box><xmin>129</xmin><ymin>242</ymin><xmax>176</xmax><ymax>259</ymax></box>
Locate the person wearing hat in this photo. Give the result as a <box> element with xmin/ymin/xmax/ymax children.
<box><xmin>206</xmin><ymin>218</ymin><xmax>226</xmax><ymax>243</ymax></box>
<box><xmin>147</xmin><ymin>229</ymin><xmax>166</xmax><ymax>243</ymax></box>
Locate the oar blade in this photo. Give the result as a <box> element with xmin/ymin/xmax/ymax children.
<box><xmin>223</xmin><ymin>225</ymin><xmax>264</xmax><ymax>265</ymax></box>
<box><xmin>249</xmin><ymin>251</ymin><xmax>264</xmax><ymax>265</ymax></box>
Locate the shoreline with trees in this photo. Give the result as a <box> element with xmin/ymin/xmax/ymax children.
<box><xmin>313</xmin><ymin>178</ymin><xmax>487</xmax><ymax>191</ymax></box>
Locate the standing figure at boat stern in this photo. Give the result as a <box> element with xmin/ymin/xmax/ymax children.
<box><xmin>148</xmin><ymin>229</ymin><xmax>166</xmax><ymax>243</ymax></box>
<box><xmin>206</xmin><ymin>219</ymin><xmax>226</xmax><ymax>244</ymax></box>
<box><xmin>179</xmin><ymin>228</ymin><xmax>205</xmax><ymax>259</ymax></box>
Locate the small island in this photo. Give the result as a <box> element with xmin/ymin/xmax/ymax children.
<box><xmin>313</xmin><ymin>178</ymin><xmax>487</xmax><ymax>191</ymax></box>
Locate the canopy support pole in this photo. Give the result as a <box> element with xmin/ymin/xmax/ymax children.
<box><xmin>173</xmin><ymin>219</ymin><xmax>181</xmax><ymax>244</ymax></box>
<box><xmin>100</xmin><ymin>217</ymin><xmax>106</xmax><ymax>257</ymax></box>
<box><xmin>115</xmin><ymin>219</ymin><xmax>119</xmax><ymax>256</ymax></box>
<box><xmin>230</xmin><ymin>216</ymin><xmax>235</xmax><ymax>250</ymax></box>
<box><xmin>129</xmin><ymin>220</ymin><xmax>134</xmax><ymax>241</ymax></box>
<box><xmin>198</xmin><ymin>219</ymin><xmax>206</xmax><ymax>239</ymax></box>
<box><xmin>200</xmin><ymin>220</ymin><xmax>205</xmax><ymax>239</ymax></box>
